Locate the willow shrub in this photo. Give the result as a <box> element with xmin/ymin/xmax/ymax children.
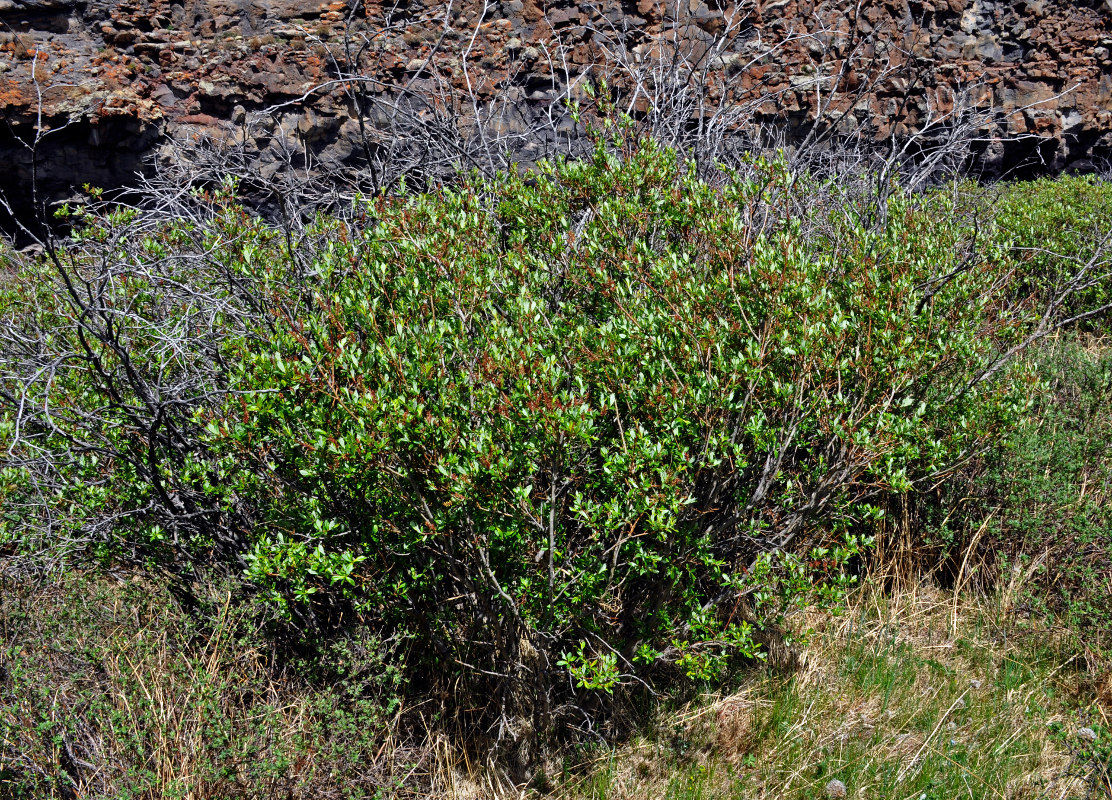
<box><xmin>187</xmin><ymin>141</ymin><xmax>1035</xmax><ymax>737</ymax></box>
<box><xmin>3</xmin><ymin>138</ymin><xmax>1064</xmax><ymax>745</ymax></box>
<box><xmin>992</xmin><ymin>174</ymin><xmax>1112</xmax><ymax>331</ymax></box>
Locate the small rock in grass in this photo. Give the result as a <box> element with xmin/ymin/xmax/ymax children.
<box><xmin>1077</xmin><ymin>727</ymin><xmax>1098</xmax><ymax>742</ymax></box>
<box><xmin>969</xmin><ymin>679</ymin><xmax>982</xmax><ymax>689</ymax></box>
<box><xmin>825</xmin><ymin>778</ymin><xmax>847</xmax><ymax>798</ymax></box>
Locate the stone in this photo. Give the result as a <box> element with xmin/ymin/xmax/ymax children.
<box><xmin>975</xmin><ymin>35</ymin><xmax>1004</xmax><ymax>63</ymax></box>
<box><xmin>2</xmin><ymin>0</ymin><xmax>1112</xmax><ymax>229</ymax></box>
<box><xmin>825</xmin><ymin>778</ymin><xmax>847</xmax><ymax>798</ymax></box>
<box><xmin>1077</xmin><ymin>727</ymin><xmax>1098</xmax><ymax>742</ymax></box>
<box><xmin>546</xmin><ymin>8</ymin><xmax>577</xmax><ymax>27</ymax></box>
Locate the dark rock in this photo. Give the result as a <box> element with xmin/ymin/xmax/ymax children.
<box><xmin>1</xmin><ymin>0</ymin><xmax>1110</xmax><ymax>234</ymax></box>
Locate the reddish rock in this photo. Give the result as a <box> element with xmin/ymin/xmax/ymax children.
<box><xmin>1</xmin><ymin>0</ymin><xmax>1110</xmax><ymax>221</ymax></box>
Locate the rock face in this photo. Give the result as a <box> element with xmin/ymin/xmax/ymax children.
<box><xmin>2</xmin><ymin>0</ymin><xmax>1111</xmax><ymax>223</ymax></box>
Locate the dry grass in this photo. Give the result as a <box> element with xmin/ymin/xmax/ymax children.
<box><xmin>0</xmin><ymin>573</ymin><xmax>428</xmax><ymax>799</ymax></box>
<box><xmin>551</xmin><ymin>582</ymin><xmax>1110</xmax><ymax>800</ymax></box>
<box><xmin>3</xmin><ymin>573</ymin><xmax>1108</xmax><ymax>799</ymax></box>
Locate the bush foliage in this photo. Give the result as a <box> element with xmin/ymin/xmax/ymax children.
<box><xmin>1</xmin><ymin>137</ymin><xmax>1109</xmax><ymax>744</ymax></box>
<box><xmin>992</xmin><ymin>175</ymin><xmax>1112</xmax><ymax>332</ymax></box>
<box><xmin>943</xmin><ymin>340</ymin><xmax>1112</xmax><ymax>640</ymax></box>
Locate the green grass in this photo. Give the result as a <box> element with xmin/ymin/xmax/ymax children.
<box><xmin>0</xmin><ymin>573</ymin><xmax>411</xmax><ymax>800</ymax></box>
<box><xmin>1</xmin><ymin>570</ymin><xmax>1107</xmax><ymax>799</ymax></box>
<box><xmin>552</xmin><ymin>585</ymin><xmax>1110</xmax><ymax>800</ymax></box>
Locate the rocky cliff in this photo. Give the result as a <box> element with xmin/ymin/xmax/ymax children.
<box><xmin>2</xmin><ymin>0</ymin><xmax>1111</xmax><ymax>225</ymax></box>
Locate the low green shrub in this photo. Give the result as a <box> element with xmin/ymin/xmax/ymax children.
<box><xmin>948</xmin><ymin>338</ymin><xmax>1112</xmax><ymax>643</ymax></box>
<box><xmin>992</xmin><ymin>175</ymin><xmax>1112</xmax><ymax>332</ymax></box>
<box><xmin>0</xmin><ymin>574</ymin><xmax>408</xmax><ymax>799</ymax></box>
<box><xmin>2</xmin><ymin>137</ymin><xmax>1104</xmax><ymax>747</ymax></box>
<box><xmin>206</xmin><ymin>142</ymin><xmax>1037</xmax><ymax>736</ymax></box>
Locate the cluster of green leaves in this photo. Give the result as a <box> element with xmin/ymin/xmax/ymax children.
<box><xmin>960</xmin><ymin>340</ymin><xmax>1112</xmax><ymax>642</ymax></box>
<box><xmin>992</xmin><ymin>174</ymin><xmax>1112</xmax><ymax>331</ymax></box>
<box><xmin>883</xmin><ymin>177</ymin><xmax>1112</xmax><ymax>644</ymax></box>
<box><xmin>5</xmin><ymin>136</ymin><xmax>1102</xmax><ymax>737</ymax></box>
<box><xmin>194</xmin><ymin>140</ymin><xmax>1038</xmax><ymax>724</ymax></box>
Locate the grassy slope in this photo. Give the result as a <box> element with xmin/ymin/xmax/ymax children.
<box><xmin>5</xmin><ymin>574</ymin><xmax>1107</xmax><ymax>799</ymax></box>
<box><xmin>552</xmin><ymin>585</ymin><xmax>1111</xmax><ymax>800</ymax></box>
<box><xmin>0</xmin><ymin>575</ymin><xmax>419</xmax><ymax>799</ymax></box>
